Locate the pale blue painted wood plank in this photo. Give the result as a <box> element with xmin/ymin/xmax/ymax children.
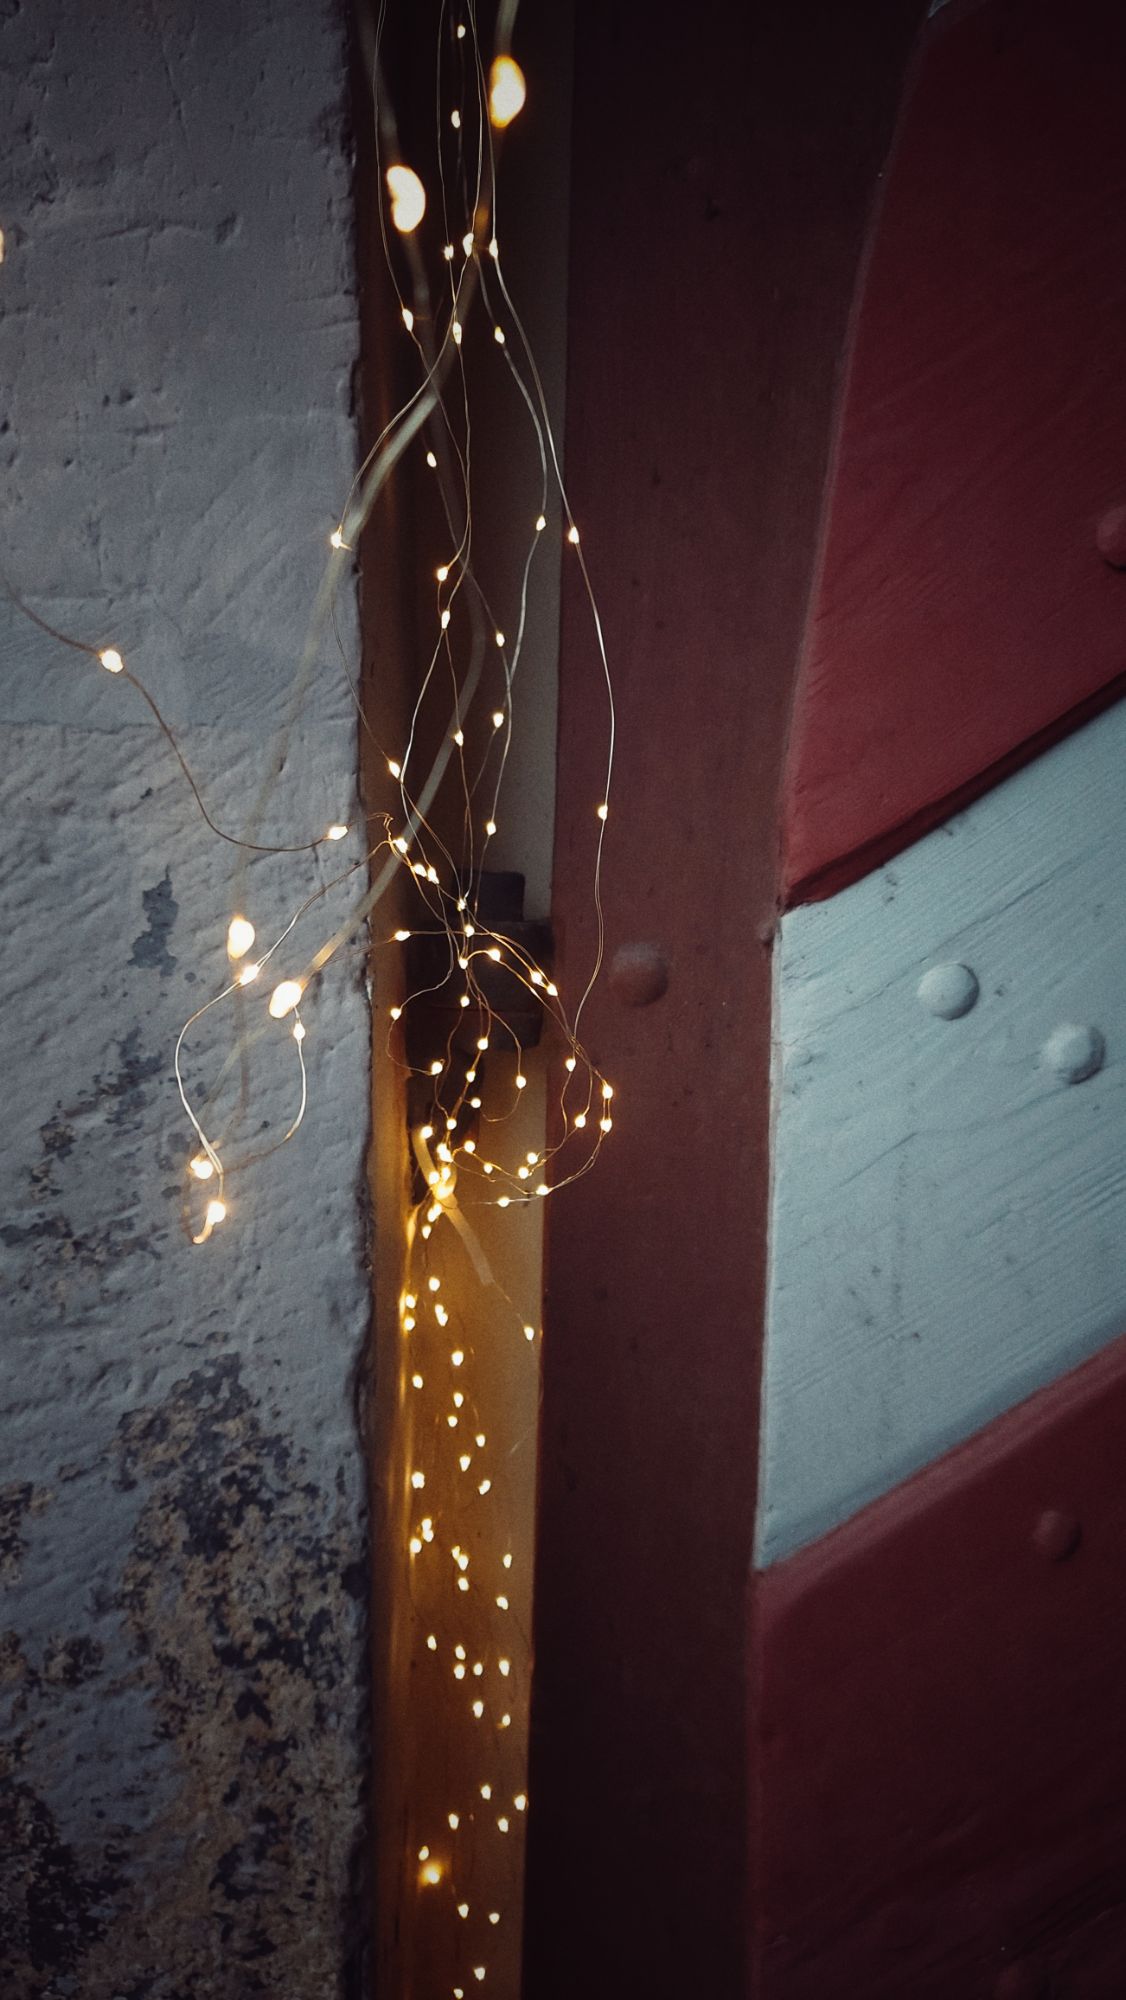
<box><xmin>758</xmin><ymin>697</ymin><xmax>1126</xmax><ymax>1565</ymax></box>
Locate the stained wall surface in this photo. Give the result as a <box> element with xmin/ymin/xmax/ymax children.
<box><xmin>0</xmin><ymin>5</ymin><xmax>371</xmax><ymax>1995</ymax></box>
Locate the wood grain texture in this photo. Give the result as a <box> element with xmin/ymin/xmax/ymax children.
<box><xmin>781</xmin><ymin>0</ymin><xmax>1126</xmax><ymax>906</ymax></box>
<box><xmin>760</xmin><ymin>697</ymin><xmax>1126</xmax><ymax>1566</ymax></box>
<box><xmin>753</xmin><ymin>1326</ymin><xmax>1126</xmax><ymax>1997</ymax></box>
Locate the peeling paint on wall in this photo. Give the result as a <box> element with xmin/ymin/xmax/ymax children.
<box><xmin>0</xmin><ymin>2</ymin><xmax>371</xmax><ymax>1995</ymax></box>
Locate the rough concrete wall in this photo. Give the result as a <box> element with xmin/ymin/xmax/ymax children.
<box><xmin>0</xmin><ymin>5</ymin><xmax>371</xmax><ymax>1996</ymax></box>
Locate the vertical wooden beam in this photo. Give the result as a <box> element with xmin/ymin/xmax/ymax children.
<box><xmin>524</xmin><ymin>3</ymin><xmax>926</xmax><ymax>1992</ymax></box>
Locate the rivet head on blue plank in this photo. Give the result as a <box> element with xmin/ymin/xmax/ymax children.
<box><xmin>916</xmin><ymin>962</ymin><xmax>979</xmax><ymax>1018</ymax></box>
<box><xmin>1040</xmin><ymin>1022</ymin><xmax>1105</xmax><ymax>1084</ymax></box>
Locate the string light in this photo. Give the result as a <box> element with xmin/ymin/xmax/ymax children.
<box><xmin>268</xmin><ymin>978</ymin><xmax>304</xmax><ymax>1018</ymax></box>
<box><xmin>18</xmin><ymin>10</ymin><xmax>624</xmax><ymax>1990</ymax></box>
<box><xmin>488</xmin><ymin>55</ymin><xmax>526</xmax><ymax>128</ymax></box>
<box><xmin>386</xmin><ymin>163</ymin><xmax>427</xmax><ymax>233</ymax></box>
<box><xmin>226</xmin><ymin>915</ymin><xmax>255</xmax><ymax>960</ymax></box>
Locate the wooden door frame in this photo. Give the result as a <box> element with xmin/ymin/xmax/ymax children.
<box><xmin>523</xmin><ymin>4</ymin><xmax>927</xmax><ymax>1992</ymax></box>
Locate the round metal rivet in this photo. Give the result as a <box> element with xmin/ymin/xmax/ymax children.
<box><xmin>1032</xmin><ymin>1509</ymin><xmax>1081</xmax><ymax>1562</ymax></box>
<box><xmin>1096</xmin><ymin>501</ymin><xmax>1126</xmax><ymax>568</ymax></box>
<box><xmin>1041</xmin><ymin>1022</ymin><xmax>1104</xmax><ymax>1084</ymax></box>
<box><xmin>608</xmin><ymin>942</ymin><xmax>669</xmax><ymax>1008</ymax></box>
<box><xmin>917</xmin><ymin>963</ymin><xmax>979</xmax><ymax>1019</ymax></box>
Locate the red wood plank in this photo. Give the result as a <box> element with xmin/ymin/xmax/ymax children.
<box><xmin>753</xmin><ymin>1326</ymin><xmax>1126</xmax><ymax>1997</ymax></box>
<box><xmin>782</xmin><ymin>0</ymin><xmax>1126</xmax><ymax>907</ymax></box>
<box><xmin>522</xmin><ymin>3</ymin><xmax>927</xmax><ymax>1993</ymax></box>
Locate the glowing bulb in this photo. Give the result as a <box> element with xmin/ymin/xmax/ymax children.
<box><xmin>451</xmin><ymin>1349</ymin><xmax>464</xmax><ymax>1367</ymax></box>
<box><xmin>497</xmin><ymin>1816</ymin><xmax>510</xmax><ymax>1833</ymax></box>
<box><xmin>99</xmin><ymin>647</ymin><xmax>124</xmax><ymax>674</ymax></box>
<box><xmin>426</xmin><ymin>450</ymin><xmax>438</xmax><ymax>469</ymax></box>
<box><xmin>458</xmin><ymin>1577</ymin><xmax>469</xmax><ymax>1593</ymax></box>
<box><xmin>441</xmin><ymin>609</ymin><xmax>451</xmax><ymax>630</ymax></box>
<box><xmin>189</xmin><ymin>1154</ymin><xmax>214</xmax><ymax>1181</ymax></box>
<box><xmin>453</xmin><ymin>728</ymin><xmax>464</xmax><ymax>747</ymax></box>
<box><xmin>498</xmin><ymin>1658</ymin><xmax>510</xmax><ymax>1675</ymax></box>
<box><xmin>535</xmin><ymin>513</ymin><xmax>546</xmax><ymax>532</ymax></box>
<box><xmin>389</xmin><ymin>1006</ymin><xmax>402</xmax><ymax>1022</ymax></box>
<box><xmin>411</xmin><ymin>1373</ymin><xmax>423</xmax><ymax>1389</ymax></box>
<box><xmin>487</xmin><ymin>946</ymin><xmax>502</xmax><ymax>962</ymax></box>
<box><xmin>394</xmin><ymin>928</ymin><xmax>411</xmax><ymax>942</ymax></box>
<box><xmin>329</xmin><ymin>528</ymin><xmax>345</xmax><ymax>550</ymax></box>
<box><xmin>470</xmin><ymin>1097</ymin><xmax>482</xmax><ymax>1110</ymax></box>
<box><xmin>489</xmin><ymin>1912</ymin><xmax>500</xmax><ymax>1925</ymax></box>
<box><xmin>485</xmin><ymin>820</ymin><xmax>497</xmax><ymax>838</ymax></box>
<box><xmin>326</xmin><ymin>822</ymin><xmax>348</xmax><ymax>840</ymax></box>
<box><xmin>409</xmin><ymin>1536</ymin><xmax>422</xmax><ymax>1556</ymax></box>
<box><xmin>480</xmin><ymin>1783</ymin><xmax>492</xmax><ymax>1799</ymax></box>
<box><xmin>448</xmin><ymin>1812</ymin><xmax>460</xmax><ymax>1829</ymax></box>
<box><xmin>503</xmin><ymin>1552</ymin><xmax>513</xmax><ymax>1568</ymax></box>
<box><xmin>496</xmin><ymin>1594</ymin><xmax>508</xmax><ymax>1610</ymax></box>
<box><xmin>475</xmin><ymin>1432</ymin><xmax>486</xmax><ymax>1447</ymax></box>
<box><xmin>205</xmin><ymin>1198</ymin><xmax>226</xmax><ymax>1228</ymax></box>
<box><xmin>514</xmin><ymin>1793</ymin><xmax>527</xmax><ymax>1811</ymax></box>
<box><xmin>602</xmin><ymin>1081</ymin><xmax>614</xmax><ymax>1099</ymax></box>
<box><xmin>237</xmin><ymin>962</ymin><xmax>260</xmax><ymax>986</ymax></box>
<box><xmin>418</xmin><ymin>1846</ymin><xmax>430</xmax><ymax>1861</ymax></box>
<box><xmin>452</xmin><ymin>1391</ymin><xmax>464</xmax><ymax>1407</ymax></box>
<box><xmin>452</xmin><ymin>320</ymin><xmax>463</xmax><ymax>347</ymax></box>
<box><xmin>268</xmin><ymin>978</ymin><xmax>304</xmax><ymax>1018</ymax></box>
<box><xmin>515</xmin><ymin>1074</ymin><xmax>527</xmax><ymax>1090</ymax></box>
<box><xmin>436</xmin><ymin>564</ymin><xmax>449</xmax><ymax>582</ymax></box>
<box><xmin>476</xmin><ymin>1036</ymin><xmax>489</xmax><ymax>1052</ymax></box>
<box><xmin>427</xmin><ymin>1634</ymin><xmax>437</xmax><ymax>1650</ymax></box>
<box><xmin>466</xmin><ymin>1067</ymin><xmax>477</xmax><ymax>1081</ymax></box>
<box><xmin>421</xmin><ymin>1861</ymin><xmax>442</xmax><ymax>1886</ymax></box>
<box><xmin>497</xmin><ymin>1196</ymin><xmax>510</xmax><ymax>1209</ymax></box>
<box><xmin>386</xmin><ymin>163</ymin><xmax>426</xmax><ymax>233</ymax></box>
<box><xmin>451</xmin><ymin>109</ymin><xmax>461</xmax><ymax>129</ymax></box>
<box><xmin>462</xmin><ymin>232</ymin><xmax>475</xmax><ymax>256</ymax></box>
<box><xmin>489</xmin><ymin>54</ymin><xmax>526</xmax><ymax>127</ymax></box>
<box><xmin>564</xmin><ymin>1056</ymin><xmax>577</xmax><ymax>1072</ymax></box>
<box><xmin>459</xmin><ymin>993</ymin><xmax>471</xmax><ymax>1008</ymax></box>
<box><xmin>428</xmin><ymin>1276</ymin><xmax>441</xmax><ymax>1292</ymax></box>
<box><xmin>574</xmin><ymin>1112</ymin><xmax>587</xmax><ymax>1130</ymax></box>
<box><xmin>473</xmin><ymin>1968</ymin><xmax>486</xmax><ymax>1984</ymax></box>
<box><xmin>597</xmin><ymin>802</ymin><xmax>609</xmax><ymax>820</ymax></box>
<box><xmin>536</xmin><ymin>1182</ymin><xmax>550</xmax><ymax>1196</ymax></box>
<box><xmin>462</xmin><ymin>1138</ymin><xmax>476</xmax><ymax>1153</ymax></box>
<box><xmin>489</xmin><ymin>236</ymin><xmax>499</xmax><ymax>258</ymax></box>
<box><xmin>458</xmin><ymin>1903</ymin><xmax>470</xmax><ymax>1919</ymax></box>
<box><xmin>600</xmin><ymin>1117</ymin><xmax>613</xmax><ymax>1133</ymax></box>
<box><xmin>523</xmin><ymin>1325</ymin><xmax>535</xmax><ymax>1342</ymax></box>
<box><xmin>517</xmin><ymin>1166</ymin><xmax>530</xmax><ymax>1181</ymax></box>
<box><xmin>448</xmin><ymin>1415</ymin><xmax>459</xmax><ymax>1430</ymax></box>
<box><xmin>430</xmin><ymin>1060</ymin><xmax>443</xmax><ymax>1077</ymax></box>
<box><xmin>394</xmin><ymin>838</ymin><xmax>408</xmax><ymax>855</ymax></box>
<box><xmin>491</xmin><ymin>709</ymin><xmax>504</xmax><ymax>729</ymax></box>
<box><xmin>453</xmin><ymin>1661</ymin><xmax>466</xmax><ymax>1676</ymax></box>
<box><xmin>494</xmin><ymin>326</ymin><xmax>505</xmax><ymax>346</ymax></box>
<box><xmin>227</xmin><ymin>915</ymin><xmax>255</xmax><ymax>960</ymax></box>
<box><xmin>567</xmin><ymin>524</ymin><xmax>580</xmax><ymax>545</ymax></box>
<box><xmin>403</xmin><ymin>1316</ymin><xmax>416</xmax><ymax>1333</ymax></box>
<box><xmin>478</xmin><ymin>1479</ymin><xmax>491</xmax><ymax>1495</ymax></box>
<box><xmin>388</xmin><ymin>757</ymin><xmax>400</xmax><ymax>779</ymax></box>
<box><xmin>456</xmin><ymin>20</ymin><xmax>466</xmax><ymax>36</ymax></box>
<box><xmin>411</xmin><ymin>1470</ymin><xmax>426</xmax><ymax>1490</ymax></box>
<box><xmin>443</xmin><ymin>243</ymin><xmax>455</xmax><ymax>262</ymax></box>
<box><xmin>401</xmin><ymin>305</ymin><xmax>414</xmax><ymax>332</ymax></box>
